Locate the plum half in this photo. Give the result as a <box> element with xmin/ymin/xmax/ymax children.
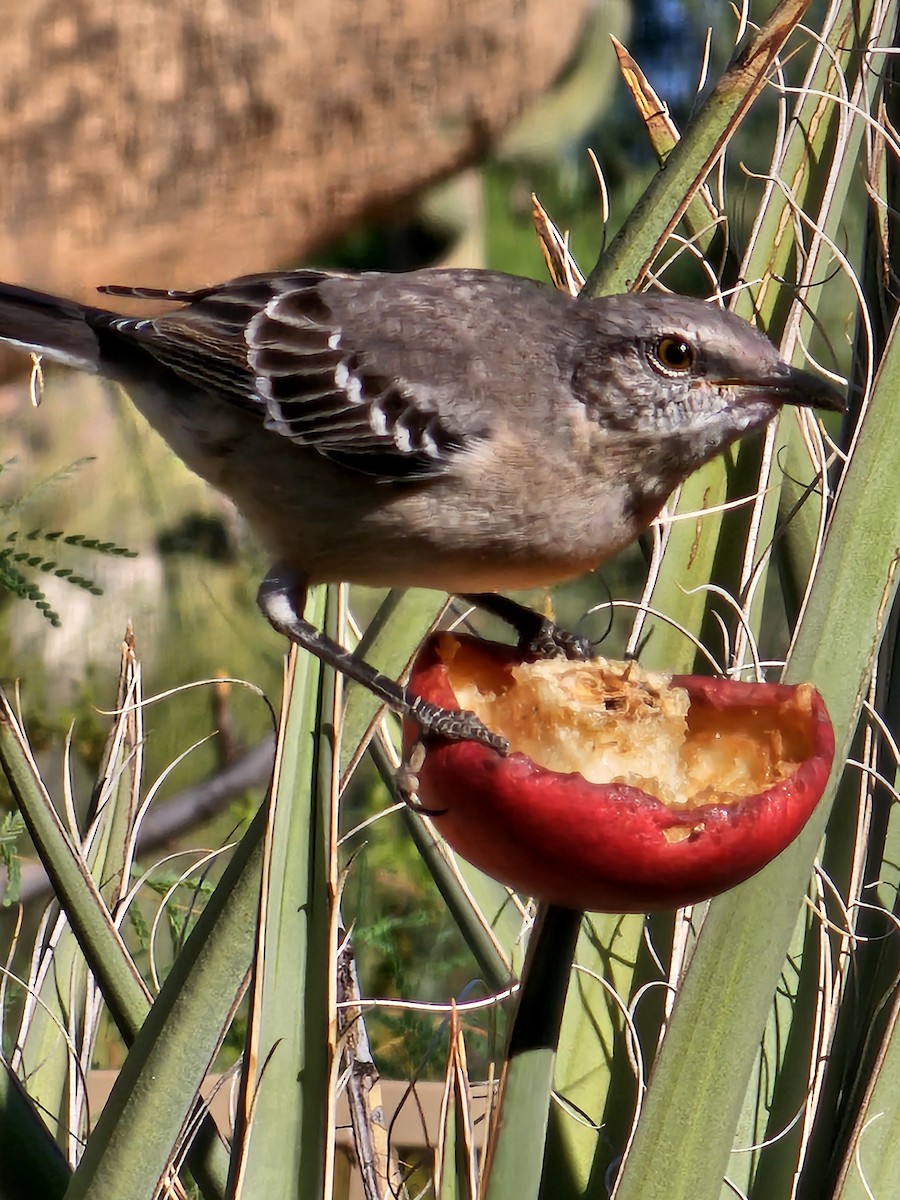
<box><xmin>404</xmin><ymin>634</ymin><xmax>835</xmax><ymax>912</ymax></box>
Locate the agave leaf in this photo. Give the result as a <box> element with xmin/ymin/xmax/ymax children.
<box><xmin>230</xmin><ymin>587</ymin><xmax>333</xmax><ymax>1200</ymax></box>
<box><xmin>0</xmin><ymin>688</ymin><xmax>151</xmax><ymax>1049</ymax></box>
<box><xmin>836</xmin><ymin>1038</ymin><xmax>900</xmax><ymax>1199</ymax></box>
<box><xmin>400</xmin><ymin>804</ymin><xmax>524</xmax><ymax>987</ymax></box>
<box><xmin>0</xmin><ymin>639</ymin><xmax>244</xmax><ymax>1198</ymax></box>
<box><xmin>723</xmin><ymin>0</ymin><xmax>875</xmax><ymax>662</ymax></box>
<box><xmin>10</xmin><ymin>633</ymin><xmax>141</xmax><ymax>1153</ymax></box>
<box><xmin>717</xmin><ymin>4</ymin><xmax>892</xmax><ymax>1187</ymax></box>
<box><xmin>340</xmin><ymin>590</ymin><xmax>528</xmax><ymax>977</ymax></box>
<box><xmin>611</xmin><ymin>33</ymin><xmax>724</xmax><ymax>257</ymax></box>
<box><xmin>0</xmin><ymin>1056</ymin><xmax>70</xmax><ymax>1200</ymax></box>
<box><xmin>62</xmin><ymin>804</ymin><xmax>262</xmax><ymax>1200</ymax></box>
<box><xmin>483</xmin><ymin>908</ymin><xmax>582</xmax><ymax>1200</ymax></box>
<box><xmin>532</xmin><ymin>13</ymin><xmax>829</xmax><ymax>1194</ymax></box>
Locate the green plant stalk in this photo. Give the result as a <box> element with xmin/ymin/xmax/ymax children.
<box><xmin>0</xmin><ymin>1058</ymin><xmax>70</xmax><ymax>1200</ymax></box>
<box><xmin>733</xmin><ymin>0</ymin><xmax>868</xmax><ymax>328</ymax></box>
<box><xmin>403</xmin><ymin>813</ymin><xmax>521</xmax><ymax>985</ymax></box>
<box><xmin>626</xmin><ymin>463</ymin><xmax>732</xmax><ymax>675</ymax></box>
<box><xmin>811</xmin><ymin>65</ymin><xmax>900</xmax><ymax>1177</ymax></box>
<box><xmin>0</xmin><ymin>693</ymin><xmax>151</xmax><ymax>1040</ymax></box>
<box><xmin>544</xmin><ymin>913</ymin><xmax>647</xmax><ymax>1195</ymax></box>
<box><xmin>831</xmin><ymin>952</ymin><xmax>900</xmax><ymax>1197</ymax></box>
<box><xmin>14</xmin><ymin>896</ymin><xmax>92</xmax><ymax>1147</ymax></box>
<box><xmin>791</xmin><ymin>728</ymin><xmax>873</xmax><ymax>1193</ymax></box>
<box><xmin>644</xmin><ymin>0</ymin><xmax>876</xmax><ymax>680</ymax></box>
<box><xmin>524</xmin><ymin>19</ymin><xmax>833</xmax><ymax>1162</ymax></box>
<box><xmin>483</xmin><ymin>907</ymin><xmax>583</xmax><ymax>1200</ymax></box>
<box><xmin>230</xmin><ymin>587</ymin><xmax>333</xmax><ymax>1200</ymax></box>
<box><xmin>63</xmin><ymin>804</ymin><xmax>264</xmax><ymax>1200</ymax></box>
<box><xmin>730</xmin><ymin>898</ymin><xmax>821</xmax><ymax>1196</ymax></box>
<box><xmin>824</xmin><ymin>681</ymin><xmax>900</xmax><ymax>1192</ymax></box>
<box><xmin>583</xmin><ymin>12</ymin><xmax>886</xmax><ymax>1190</ymax></box>
<box><xmin>436</xmin><ymin>1017</ymin><xmax>478</xmax><ymax>1200</ymax></box>
<box><xmin>0</xmin><ymin>685</ymin><xmax>237</xmax><ymax>1198</ymax></box>
<box><xmin>17</xmin><ymin>634</ymin><xmax>143</xmax><ymax>1144</ymax></box>
<box><xmin>712</xmin><ymin>8</ymin><xmax>886</xmax><ymax>1174</ymax></box>
<box><xmin>338</xmin><ymin>584</ymin><xmax>521</xmax><ymax>974</ymax></box>
<box><xmin>729</xmin><ymin>10</ymin><xmax>898</xmax><ymax>1179</ymax></box>
<box><xmin>340</xmin><ymin>588</ymin><xmax>447</xmax><ymax>768</ymax></box>
<box><xmin>612</xmin><ymin>34</ymin><xmax>726</xmax><ymax>266</ymax></box>
<box><xmin>91</xmin><ymin>632</ymin><xmax>143</xmax><ymax>911</ymax></box>
<box><xmin>584</xmin><ymin>10</ymin><xmax>825</xmax><ymax>676</ymax></box>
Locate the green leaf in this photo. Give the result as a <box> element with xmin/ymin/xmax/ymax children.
<box><xmin>0</xmin><ymin>1058</ymin><xmax>70</xmax><ymax>1200</ymax></box>
<box><xmin>484</xmin><ymin>908</ymin><xmax>582</xmax><ymax>1200</ymax></box>
<box><xmin>230</xmin><ymin>586</ymin><xmax>333</xmax><ymax>1199</ymax></box>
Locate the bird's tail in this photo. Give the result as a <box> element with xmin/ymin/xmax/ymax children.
<box><xmin>0</xmin><ymin>282</ymin><xmax>102</xmax><ymax>372</ymax></box>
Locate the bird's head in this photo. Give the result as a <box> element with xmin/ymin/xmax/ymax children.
<box><xmin>572</xmin><ymin>293</ymin><xmax>845</xmax><ymax>483</ymax></box>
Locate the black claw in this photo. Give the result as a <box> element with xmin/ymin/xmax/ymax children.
<box><xmin>411</xmin><ymin>698</ymin><xmax>509</xmax><ymax>755</ymax></box>
<box><xmin>397</xmin><ymin>779</ymin><xmax>447</xmax><ymax>815</ymax></box>
<box><xmin>402</xmin><ymin>790</ymin><xmax>447</xmax><ymax>815</ymax></box>
<box><xmin>527</xmin><ymin>620</ymin><xmax>593</xmax><ymax>661</ymax></box>
<box><xmin>458</xmin><ymin>593</ymin><xmax>592</xmax><ymax>662</ymax></box>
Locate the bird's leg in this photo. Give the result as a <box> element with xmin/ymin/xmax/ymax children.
<box><xmin>257</xmin><ymin>570</ymin><xmax>509</xmax><ymax>754</ymax></box>
<box><xmin>458</xmin><ymin>593</ymin><xmax>593</xmax><ymax>661</ymax></box>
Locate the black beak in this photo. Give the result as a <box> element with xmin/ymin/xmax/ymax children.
<box><xmin>767</xmin><ymin>364</ymin><xmax>846</xmax><ymax>413</ymax></box>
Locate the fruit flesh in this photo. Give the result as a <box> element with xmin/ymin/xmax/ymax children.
<box><xmin>440</xmin><ymin>635</ymin><xmax>814</xmax><ymax>811</ymax></box>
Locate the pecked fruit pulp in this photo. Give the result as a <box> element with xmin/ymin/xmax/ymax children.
<box><xmin>443</xmin><ymin>634</ymin><xmax>814</xmax><ymax>812</ymax></box>
<box><xmin>404</xmin><ymin>633</ymin><xmax>835</xmax><ymax>912</ymax></box>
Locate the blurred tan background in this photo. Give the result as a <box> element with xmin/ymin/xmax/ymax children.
<box><xmin>0</xmin><ymin>0</ymin><xmax>592</xmax><ymax>295</ymax></box>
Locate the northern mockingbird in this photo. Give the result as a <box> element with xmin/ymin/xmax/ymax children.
<box><xmin>0</xmin><ymin>269</ymin><xmax>844</xmax><ymax>750</ymax></box>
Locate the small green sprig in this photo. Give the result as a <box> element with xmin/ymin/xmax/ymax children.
<box><xmin>0</xmin><ymin>458</ymin><xmax>138</xmax><ymax>626</ymax></box>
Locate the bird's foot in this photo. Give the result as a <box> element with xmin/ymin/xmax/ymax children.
<box><xmin>396</xmin><ymin>741</ymin><xmax>446</xmax><ymax>813</ymax></box>
<box><xmin>526</xmin><ymin>618</ymin><xmax>593</xmax><ymax>662</ymax></box>
<box><xmin>409</xmin><ymin>696</ymin><xmax>509</xmax><ymax>754</ymax></box>
<box><xmin>458</xmin><ymin>593</ymin><xmax>594</xmax><ymax>662</ymax></box>
<box><xmin>257</xmin><ymin>569</ymin><xmax>509</xmax><ymax>755</ymax></box>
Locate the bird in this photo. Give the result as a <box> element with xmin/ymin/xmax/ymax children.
<box><xmin>0</xmin><ymin>268</ymin><xmax>844</xmax><ymax>751</ymax></box>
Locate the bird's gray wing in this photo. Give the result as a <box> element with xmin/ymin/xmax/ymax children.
<box><xmin>96</xmin><ymin>271</ymin><xmax>485</xmax><ymax>481</ymax></box>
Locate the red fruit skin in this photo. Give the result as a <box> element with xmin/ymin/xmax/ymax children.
<box><xmin>405</xmin><ymin>636</ymin><xmax>835</xmax><ymax>913</ymax></box>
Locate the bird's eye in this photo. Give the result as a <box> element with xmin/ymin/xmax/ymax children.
<box><xmin>652</xmin><ymin>336</ymin><xmax>695</xmax><ymax>375</ymax></box>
